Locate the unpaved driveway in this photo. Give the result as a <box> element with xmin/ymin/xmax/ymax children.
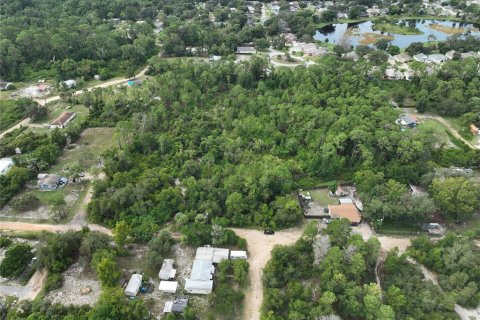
<box><xmin>352</xmin><ymin>223</ymin><xmax>412</xmax><ymax>253</ymax></box>
<box><xmin>0</xmin><ymin>269</ymin><xmax>47</xmax><ymax>301</ymax></box>
<box><xmin>232</xmin><ymin>225</ymin><xmax>306</xmax><ymax>320</ymax></box>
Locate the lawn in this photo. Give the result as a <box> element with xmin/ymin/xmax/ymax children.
<box><xmin>32</xmin><ymin>101</ymin><xmax>89</xmax><ymax>125</ymax></box>
<box><xmin>378</xmin><ymin>220</ymin><xmax>423</xmax><ymax>235</ymax></box>
<box><xmin>309</xmin><ymin>189</ymin><xmax>339</xmax><ymax>206</ymax></box>
<box><xmin>415</xmin><ymin>119</ymin><xmax>457</xmax><ymax>148</ymax></box>
<box><xmin>372</xmin><ymin>22</ymin><xmax>423</xmax><ymax>35</ymax></box>
<box><xmin>49</xmin><ymin>127</ymin><xmax>116</xmax><ymax>174</ymax></box>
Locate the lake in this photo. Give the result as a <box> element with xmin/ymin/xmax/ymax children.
<box><xmin>314</xmin><ymin>20</ymin><xmax>480</xmax><ymax>48</ymax></box>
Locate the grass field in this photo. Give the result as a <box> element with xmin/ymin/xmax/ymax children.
<box><xmin>378</xmin><ymin>220</ymin><xmax>423</xmax><ymax>235</ymax></box>
<box><xmin>373</xmin><ymin>22</ymin><xmax>423</xmax><ymax>35</ymax></box>
<box><xmin>49</xmin><ymin>127</ymin><xmax>116</xmax><ymax>174</ymax></box>
<box><xmin>415</xmin><ymin>119</ymin><xmax>456</xmax><ymax>147</ymax></box>
<box><xmin>309</xmin><ymin>189</ymin><xmax>339</xmax><ymax>206</ymax></box>
<box><xmin>32</xmin><ymin>101</ymin><xmax>89</xmax><ymax>125</ymax></box>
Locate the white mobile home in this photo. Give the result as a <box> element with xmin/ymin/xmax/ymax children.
<box><xmin>124</xmin><ymin>274</ymin><xmax>142</xmax><ymax>297</ymax></box>
<box><xmin>159</xmin><ymin>259</ymin><xmax>176</xmax><ymax>280</ymax></box>
<box><xmin>230</xmin><ymin>250</ymin><xmax>248</xmax><ymax>260</ymax></box>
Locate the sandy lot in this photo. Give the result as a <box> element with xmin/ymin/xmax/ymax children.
<box><xmin>46</xmin><ymin>263</ymin><xmax>100</xmax><ymax>306</ymax></box>
<box><xmin>231</xmin><ymin>224</ymin><xmax>306</xmax><ymax>320</ymax></box>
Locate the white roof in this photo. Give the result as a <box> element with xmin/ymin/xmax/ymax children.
<box><xmin>125</xmin><ymin>274</ymin><xmax>142</xmax><ymax>296</ymax></box>
<box><xmin>0</xmin><ymin>158</ymin><xmax>13</xmax><ymax>175</ymax></box>
<box><xmin>185</xmin><ymin>279</ymin><xmax>213</xmax><ymax>294</ymax></box>
<box><xmin>339</xmin><ymin>198</ymin><xmax>353</xmax><ymax>204</ymax></box>
<box><xmin>190</xmin><ymin>260</ymin><xmax>214</xmax><ymax>281</ymax></box>
<box><xmin>159</xmin><ymin>281</ymin><xmax>178</xmax><ymax>293</ymax></box>
<box><xmin>195</xmin><ymin>247</ymin><xmax>229</xmax><ymax>263</ymax></box>
<box><xmin>164</xmin><ymin>301</ymin><xmax>173</xmax><ymax>313</ymax></box>
<box><xmin>159</xmin><ymin>259</ymin><xmax>175</xmax><ymax>280</ymax></box>
<box><xmin>230</xmin><ymin>250</ymin><xmax>248</xmax><ymax>259</ymax></box>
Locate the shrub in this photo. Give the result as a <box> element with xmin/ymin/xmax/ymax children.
<box><xmin>0</xmin><ymin>243</ymin><xmax>34</xmax><ymax>278</ymax></box>
<box><xmin>11</xmin><ymin>193</ymin><xmax>40</xmax><ymax>212</ymax></box>
<box><xmin>44</xmin><ymin>273</ymin><xmax>63</xmax><ymax>292</ymax></box>
<box><xmin>0</xmin><ymin>236</ymin><xmax>13</xmax><ymax>248</ymax></box>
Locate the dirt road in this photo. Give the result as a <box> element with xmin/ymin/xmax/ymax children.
<box><xmin>33</xmin><ymin>66</ymin><xmax>149</xmax><ymax>106</ymax></box>
<box><xmin>414</xmin><ymin>113</ymin><xmax>478</xmax><ymax>150</ymax></box>
<box><xmin>232</xmin><ymin>225</ymin><xmax>306</xmax><ymax>320</ymax></box>
<box><xmin>0</xmin><ymin>117</ymin><xmax>31</xmax><ymax>139</ymax></box>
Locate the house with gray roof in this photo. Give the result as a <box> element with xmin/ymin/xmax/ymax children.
<box><xmin>397</xmin><ymin>114</ymin><xmax>419</xmax><ymax>128</ymax></box>
<box><xmin>413</xmin><ymin>53</ymin><xmax>429</xmax><ymax>63</ymax></box>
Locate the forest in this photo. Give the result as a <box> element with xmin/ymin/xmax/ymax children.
<box><xmin>82</xmin><ymin>56</ymin><xmax>480</xmax><ymax>240</ymax></box>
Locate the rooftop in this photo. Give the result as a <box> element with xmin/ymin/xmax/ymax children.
<box><xmin>328</xmin><ymin>203</ymin><xmax>361</xmax><ymax>224</ymax></box>
<box><xmin>51</xmin><ymin>112</ymin><xmax>75</xmax><ymax>126</ymax></box>
<box><xmin>190</xmin><ymin>259</ymin><xmax>214</xmax><ymax>281</ymax></box>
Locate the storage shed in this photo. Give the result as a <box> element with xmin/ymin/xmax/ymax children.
<box><xmin>159</xmin><ymin>281</ymin><xmax>178</xmax><ymax>294</ymax></box>
<box><xmin>185</xmin><ymin>279</ymin><xmax>213</xmax><ymax>294</ymax></box>
<box><xmin>125</xmin><ymin>274</ymin><xmax>142</xmax><ymax>297</ymax></box>
<box><xmin>230</xmin><ymin>250</ymin><xmax>248</xmax><ymax>260</ymax></box>
<box><xmin>159</xmin><ymin>259</ymin><xmax>176</xmax><ymax>280</ymax></box>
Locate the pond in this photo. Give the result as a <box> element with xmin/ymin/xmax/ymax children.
<box><xmin>314</xmin><ymin>20</ymin><xmax>480</xmax><ymax>48</ymax></box>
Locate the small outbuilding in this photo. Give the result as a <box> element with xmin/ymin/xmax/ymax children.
<box><xmin>159</xmin><ymin>259</ymin><xmax>176</xmax><ymax>280</ymax></box>
<box><xmin>61</xmin><ymin>79</ymin><xmax>76</xmax><ymax>88</ymax></box>
<box><xmin>230</xmin><ymin>250</ymin><xmax>248</xmax><ymax>260</ymax></box>
<box><xmin>185</xmin><ymin>279</ymin><xmax>213</xmax><ymax>295</ymax></box>
<box><xmin>236</xmin><ymin>46</ymin><xmax>256</xmax><ymax>54</ymax></box>
<box><xmin>164</xmin><ymin>297</ymin><xmax>189</xmax><ymax>313</ymax></box>
<box><xmin>125</xmin><ymin>274</ymin><xmax>142</xmax><ymax>297</ymax></box>
<box><xmin>0</xmin><ymin>158</ymin><xmax>14</xmax><ymax>175</ymax></box>
<box><xmin>159</xmin><ymin>281</ymin><xmax>178</xmax><ymax>294</ymax></box>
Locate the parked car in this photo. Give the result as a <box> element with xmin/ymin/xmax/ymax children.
<box><xmin>264</xmin><ymin>229</ymin><xmax>275</xmax><ymax>235</ymax></box>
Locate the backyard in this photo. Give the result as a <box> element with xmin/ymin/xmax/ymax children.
<box><xmin>309</xmin><ymin>189</ymin><xmax>339</xmax><ymax>206</ymax></box>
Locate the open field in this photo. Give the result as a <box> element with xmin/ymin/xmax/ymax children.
<box><xmin>415</xmin><ymin>119</ymin><xmax>458</xmax><ymax>148</ymax></box>
<box><xmin>49</xmin><ymin>127</ymin><xmax>115</xmax><ymax>174</ymax></box>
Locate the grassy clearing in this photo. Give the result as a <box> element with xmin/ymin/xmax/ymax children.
<box><xmin>443</xmin><ymin>116</ymin><xmax>476</xmax><ymax>142</ymax></box>
<box><xmin>309</xmin><ymin>189</ymin><xmax>339</xmax><ymax>206</ymax></box>
<box><xmin>360</xmin><ymin>32</ymin><xmax>394</xmax><ymax>45</ymax></box>
<box><xmin>49</xmin><ymin>127</ymin><xmax>115</xmax><ymax>174</ymax></box>
<box><xmin>416</xmin><ymin>119</ymin><xmax>455</xmax><ymax>147</ymax></box>
<box><xmin>378</xmin><ymin>220</ymin><xmax>423</xmax><ymax>235</ymax></box>
<box><xmin>372</xmin><ymin>22</ymin><xmax>423</xmax><ymax>35</ymax></box>
<box><xmin>32</xmin><ymin>101</ymin><xmax>88</xmax><ymax>125</ymax></box>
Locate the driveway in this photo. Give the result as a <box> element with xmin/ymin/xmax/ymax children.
<box><xmin>231</xmin><ymin>225</ymin><xmax>305</xmax><ymax>320</ymax></box>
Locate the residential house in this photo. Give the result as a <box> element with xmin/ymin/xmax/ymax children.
<box><xmin>461</xmin><ymin>51</ymin><xmax>478</xmax><ymax>60</ymax></box>
<box><xmin>61</xmin><ymin>79</ymin><xmax>76</xmax><ymax>88</ymax></box>
<box><xmin>344</xmin><ymin>52</ymin><xmax>359</xmax><ymax>61</ymax></box>
<box><xmin>427</xmin><ymin>54</ymin><xmax>447</xmax><ymax>64</ymax></box>
<box><xmin>236</xmin><ymin>46</ymin><xmax>256</xmax><ymax>54</ymax></box>
<box><xmin>125</xmin><ymin>274</ymin><xmax>142</xmax><ymax>297</ymax></box>
<box><xmin>195</xmin><ymin>246</ymin><xmax>229</xmax><ymax>263</ymax></box>
<box><xmin>0</xmin><ymin>158</ymin><xmax>14</xmax><ymax>175</ymax></box>
<box><xmin>413</xmin><ymin>53</ymin><xmax>429</xmax><ymax>63</ymax></box>
<box><xmin>159</xmin><ymin>259</ymin><xmax>176</xmax><ymax>280</ymax></box>
<box><xmin>284</xmin><ymin>33</ymin><xmax>297</xmax><ymax>43</ymax></box>
<box><xmin>164</xmin><ymin>297</ymin><xmax>189</xmax><ymax>314</ymax></box>
<box><xmin>37</xmin><ymin>84</ymin><xmax>49</xmax><ymax>92</ymax></box>
<box><xmin>334</xmin><ymin>186</ymin><xmax>348</xmax><ymax>197</ymax></box>
<box><xmin>328</xmin><ymin>203</ymin><xmax>362</xmax><ymax>225</ymax></box>
<box><xmin>397</xmin><ymin>114</ymin><xmax>418</xmax><ymax>128</ymax></box>
<box><xmin>392</xmin><ymin>53</ymin><xmax>411</xmax><ymax>64</ymax></box>
<box><xmin>385</xmin><ymin>67</ymin><xmax>404</xmax><ymax>80</ymax></box>
<box><xmin>445</xmin><ymin>50</ymin><xmax>456</xmax><ymax>60</ymax></box>
<box><xmin>38</xmin><ymin>174</ymin><xmax>66</xmax><ymax>191</ymax></box>
<box><xmin>185</xmin><ymin>259</ymin><xmax>215</xmax><ymax>294</ymax></box>
<box><xmin>49</xmin><ymin>112</ymin><xmax>76</xmax><ymax>129</ymax></box>
<box><xmin>303</xmin><ymin>43</ymin><xmax>327</xmax><ymax>57</ymax></box>
<box><xmin>471</xmin><ymin>123</ymin><xmax>479</xmax><ymax>136</ymax></box>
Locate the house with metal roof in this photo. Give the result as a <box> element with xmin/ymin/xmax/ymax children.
<box><xmin>195</xmin><ymin>247</ymin><xmax>230</xmax><ymax>263</ymax></box>
<box><xmin>185</xmin><ymin>259</ymin><xmax>215</xmax><ymax>294</ymax></box>
<box><xmin>164</xmin><ymin>297</ymin><xmax>189</xmax><ymax>313</ymax></box>
<box><xmin>397</xmin><ymin>114</ymin><xmax>418</xmax><ymax>128</ymax></box>
<box><xmin>125</xmin><ymin>274</ymin><xmax>142</xmax><ymax>297</ymax></box>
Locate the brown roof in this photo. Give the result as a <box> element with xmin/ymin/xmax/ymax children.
<box><xmin>328</xmin><ymin>203</ymin><xmax>361</xmax><ymax>224</ymax></box>
<box><xmin>51</xmin><ymin>112</ymin><xmax>75</xmax><ymax>126</ymax></box>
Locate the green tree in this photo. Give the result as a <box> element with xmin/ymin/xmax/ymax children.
<box><xmin>112</xmin><ymin>220</ymin><xmax>130</xmax><ymax>248</ymax></box>
<box><xmin>0</xmin><ymin>243</ymin><xmax>33</xmax><ymax>278</ymax></box>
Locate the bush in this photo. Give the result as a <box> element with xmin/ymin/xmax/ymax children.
<box><xmin>11</xmin><ymin>193</ymin><xmax>40</xmax><ymax>212</ymax></box>
<box><xmin>0</xmin><ymin>243</ymin><xmax>34</xmax><ymax>278</ymax></box>
<box><xmin>0</xmin><ymin>236</ymin><xmax>13</xmax><ymax>248</ymax></box>
<box><xmin>44</xmin><ymin>273</ymin><xmax>64</xmax><ymax>292</ymax></box>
